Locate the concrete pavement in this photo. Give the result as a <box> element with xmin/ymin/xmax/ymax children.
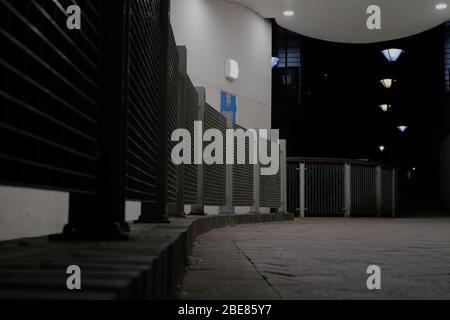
<box><xmin>179</xmin><ymin>218</ymin><xmax>450</xmax><ymax>300</ymax></box>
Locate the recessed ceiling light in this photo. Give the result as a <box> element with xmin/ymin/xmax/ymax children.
<box><xmin>436</xmin><ymin>3</ymin><xmax>448</xmax><ymax>10</ymax></box>
<box><xmin>283</xmin><ymin>10</ymin><xmax>294</xmax><ymax>17</ymax></box>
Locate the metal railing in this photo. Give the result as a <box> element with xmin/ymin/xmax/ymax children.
<box><xmin>287</xmin><ymin>158</ymin><xmax>398</xmax><ymax>217</ymax></box>
<box><xmin>0</xmin><ymin>0</ymin><xmax>288</xmax><ymax>239</ymax></box>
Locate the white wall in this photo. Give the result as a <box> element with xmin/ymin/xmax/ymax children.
<box><xmin>0</xmin><ymin>187</ymin><xmax>142</xmax><ymax>241</ymax></box>
<box><xmin>171</xmin><ymin>0</ymin><xmax>272</xmax><ymax>129</ymax></box>
<box><xmin>0</xmin><ymin>186</ymin><xmax>68</xmax><ymax>241</ymax></box>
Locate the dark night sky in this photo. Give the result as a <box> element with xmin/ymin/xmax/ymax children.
<box><xmin>273</xmin><ymin>23</ymin><xmax>446</xmax><ymax>200</ymax></box>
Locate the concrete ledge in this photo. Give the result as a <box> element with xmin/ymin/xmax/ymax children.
<box><xmin>0</xmin><ymin>213</ymin><xmax>294</xmax><ymax>300</ymax></box>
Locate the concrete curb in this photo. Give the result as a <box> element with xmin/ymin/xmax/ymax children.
<box><xmin>0</xmin><ymin>213</ymin><xmax>294</xmax><ymax>300</ymax></box>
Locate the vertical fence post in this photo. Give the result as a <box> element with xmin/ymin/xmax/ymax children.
<box><xmin>299</xmin><ymin>162</ymin><xmax>306</xmax><ymax>218</ymax></box>
<box><xmin>137</xmin><ymin>0</ymin><xmax>170</xmax><ymax>223</ymax></box>
<box><xmin>62</xmin><ymin>0</ymin><xmax>130</xmax><ymax>240</ymax></box>
<box><xmin>376</xmin><ymin>165</ymin><xmax>382</xmax><ymax>217</ymax></box>
<box><xmin>279</xmin><ymin>140</ymin><xmax>287</xmax><ymax>213</ymax></box>
<box><xmin>344</xmin><ymin>162</ymin><xmax>352</xmax><ymax>217</ymax></box>
<box><xmin>392</xmin><ymin>168</ymin><xmax>397</xmax><ymax>217</ymax></box>
<box><xmin>190</xmin><ymin>87</ymin><xmax>205</xmax><ymax>215</ymax></box>
<box><xmin>251</xmin><ymin>162</ymin><xmax>260</xmax><ymax>213</ymax></box>
<box><xmin>224</xmin><ymin>112</ymin><xmax>234</xmax><ymax>214</ymax></box>
<box><xmin>173</xmin><ymin>46</ymin><xmax>187</xmax><ymax>218</ymax></box>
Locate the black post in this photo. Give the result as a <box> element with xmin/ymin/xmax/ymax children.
<box><xmin>174</xmin><ymin>46</ymin><xmax>187</xmax><ymax>218</ymax></box>
<box><xmin>136</xmin><ymin>0</ymin><xmax>170</xmax><ymax>223</ymax></box>
<box><xmin>58</xmin><ymin>0</ymin><xmax>130</xmax><ymax>240</ymax></box>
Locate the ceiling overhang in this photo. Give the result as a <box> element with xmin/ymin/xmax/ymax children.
<box><xmin>229</xmin><ymin>0</ymin><xmax>449</xmax><ymax>43</ymax></box>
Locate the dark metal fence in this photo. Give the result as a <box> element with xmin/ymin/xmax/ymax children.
<box><xmin>381</xmin><ymin>167</ymin><xmax>395</xmax><ymax>216</ymax></box>
<box><xmin>0</xmin><ymin>0</ymin><xmax>288</xmax><ymax>239</ymax></box>
<box><xmin>179</xmin><ymin>88</ymin><xmax>286</xmax><ymax>213</ymax></box>
<box><xmin>287</xmin><ymin>162</ymin><xmax>299</xmax><ymax>214</ymax></box>
<box><xmin>232</xmin><ymin>124</ymin><xmax>254</xmax><ymax>207</ymax></box>
<box><xmin>203</xmin><ymin>103</ymin><xmax>227</xmax><ymax>206</ymax></box>
<box><xmin>351</xmin><ymin>164</ymin><xmax>377</xmax><ymax>216</ymax></box>
<box><xmin>260</xmin><ymin>171</ymin><xmax>281</xmax><ymax>208</ymax></box>
<box><xmin>259</xmin><ymin>136</ymin><xmax>281</xmax><ymax>209</ymax></box>
<box><xmin>0</xmin><ymin>0</ymin><xmax>171</xmax><ymax>238</ymax></box>
<box><xmin>305</xmin><ymin>162</ymin><xmax>344</xmax><ymax>216</ymax></box>
<box><xmin>167</xmin><ymin>26</ymin><xmax>178</xmax><ymax>203</ymax></box>
<box><xmin>126</xmin><ymin>0</ymin><xmax>160</xmax><ymax>202</ymax></box>
<box><xmin>287</xmin><ymin>158</ymin><xmax>398</xmax><ymax>217</ymax></box>
<box><xmin>0</xmin><ymin>0</ymin><xmax>102</xmax><ymax>194</ymax></box>
<box><xmin>182</xmin><ymin>77</ymin><xmax>198</xmax><ymax>205</ymax></box>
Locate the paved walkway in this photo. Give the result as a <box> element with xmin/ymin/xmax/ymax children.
<box><xmin>179</xmin><ymin>218</ymin><xmax>450</xmax><ymax>300</ymax></box>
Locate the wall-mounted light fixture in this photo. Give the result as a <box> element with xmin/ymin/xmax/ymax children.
<box><xmin>397</xmin><ymin>125</ymin><xmax>408</xmax><ymax>133</ymax></box>
<box><xmin>271</xmin><ymin>57</ymin><xmax>280</xmax><ymax>68</ymax></box>
<box><xmin>283</xmin><ymin>10</ymin><xmax>294</xmax><ymax>17</ymax></box>
<box><xmin>379</xmin><ymin>104</ymin><xmax>391</xmax><ymax>112</ymax></box>
<box><xmin>379</xmin><ymin>145</ymin><xmax>386</xmax><ymax>152</ymax></box>
<box><xmin>225</xmin><ymin>59</ymin><xmax>239</xmax><ymax>81</ymax></box>
<box><xmin>380</xmin><ymin>78</ymin><xmax>395</xmax><ymax>89</ymax></box>
<box><xmin>381</xmin><ymin>49</ymin><xmax>404</xmax><ymax>62</ymax></box>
